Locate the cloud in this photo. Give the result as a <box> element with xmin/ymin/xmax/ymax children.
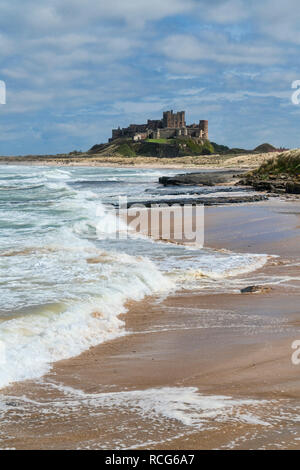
<box><xmin>0</xmin><ymin>0</ymin><xmax>196</xmax><ymax>33</ymax></box>
<box><xmin>254</xmin><ymin>0</ymin><xmax>300</xmax><ymax>44</ymax></box>
<box><xmin>200</xmin><ymin>0</ymin><xmax>300</xmax><ymax>45</ymax></box>
<box><xmin>0</xmin><ymin>0</ymin><xmax>299</xmax><ymax>153</ymax></box>
<box><xmin>165</xmin><ymin>61</ymin><xmax>211</xmax><ymax>77</ymax></box>
<box><xmin>203</xmin><ymin>0</ymin><xmax>249</xmax><ymax>24</ymax></box>
<box><xmin>54</xmin><ymin>120</ymin><xmax>103</xmax><ymax>138</ymax></box>
<box><xmin>112</xmin><ymin>100</ymin><xmax>166</xmax><ymax>115</ymax></box>
<box><xmin>160</xmin><ymin>32</ymin><xmax>283</xmax><ymax>65</ymax></box>
<box><xmin>0</xmin><ymin>33</ymin><xmax>16</xmax><ymax>58</ymax></box>
<box><xmin>91</xmin><ymin>0</ymin><xmax>196</xmax><ymax>24</ymax></box>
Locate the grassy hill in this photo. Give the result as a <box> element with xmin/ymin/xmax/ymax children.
<box><xmin>89</xmin><ymin>138</ymin><xmax>215</xmax><ymax>158</ymax></box>
<box><xmin>252</xmin><ymin>149</ymin><xmax>300</xmax><ymax>177</ymax></box>
<box><xmin>254</xmin><ymin>143</ymin><xmax>277</xmax><ymax>153</ymax></box>
<box><xmin>89</xmin><ymin>139</ymin><xmax>285</xmax><ymax>159</ymax></box>
<box><xmin>239</xmin><ymin>149</ymin><xmax>300</xmax><ymax>194</ymax></box>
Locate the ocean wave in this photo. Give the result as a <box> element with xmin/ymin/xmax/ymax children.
<box><xmin>0</xmin><ymin>246</ymin><xmax>173</xmax><ymax>389</ymax></box>
<box><xmin>0</xmin><ymin>184</ymin><xmax>44</xmax><ymax>191</ymax></box>
<box><xmin>42</xmin><ymin>169</ymin><xmax>72</xmax><ymax>180</ymax></box>
<box><xmin>0</xmin><ymin>165</ymin><xmax>275</xmax><ymax>391</ymax></box>
<box><xmin>177</xmin><ymin>253</ymin><xmax>270</xmax><ymax>280</ymax></box>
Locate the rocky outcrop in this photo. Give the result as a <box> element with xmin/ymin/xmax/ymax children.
<box><xmin>241</xmin><ymin>285</ymin><xmax>273</xmax><ymax>294</ymax></box>
<box><xmin>159</xmin><ymin>170</ymin><xmax>247</xmax><ymax>186</ymax></box>
<box><xmin>286</xmin><ymin>181</ymin><xmax>300</xmax><ymax>194</ymax></box>
<box><xmin>114</xmin><ymin>194</ymin><xmax>268</xmax><ymax>208</ymax></box>
<box><xmin>239</xmin><ymin>174</ymin><xmax>300</xmax><ymax>194</ymax></box>
<box><xmin>238</xmin><ymin>150</ymin><xmax>300</xmax><ymax>194</ymax></box>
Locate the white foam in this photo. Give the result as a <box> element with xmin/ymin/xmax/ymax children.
<box><xmin>0</xmin><ymin>251</ymin><xmax>173</xmax><ymax>389</ymax></box>
<box><xmin>183</xmin><ymin>253</ymin><xmax>269</xmax><ymax>280</ymax></box>
<box><xmin>0</xmin><ymin>187</ymin><xmax>174</xmax><ymax>388</ymax></box>
<box><xmin>5</xmin><ymin>383</ymin><xmax>269</xmax><ymax>431</ymax></box>
<box><xmin>73</xmin><ymin>201</ymin><xmax>129</xmax><ymax>240</ymax></box>
<box><xmin>160</xmin><ymin>249</ymin><xmax>270</xmax><ymax>285</ymax></box>
<box><xmin>0</xmin><ymin>165</ymin><xmax>275</xmax><ymax>391</ymax></box>
<box><xmin>42</xmin><ymin>169</ymin><xmax>72</xmax><ymax>180</ymax></box>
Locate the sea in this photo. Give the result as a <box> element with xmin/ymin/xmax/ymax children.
<box><xmin>0</xmin><ymin>165</ymin><xmax>269</xmax><ymax>390</ymax></box>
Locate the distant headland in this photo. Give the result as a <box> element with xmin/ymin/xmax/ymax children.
<box><xmin>0</xmin><ymin>107</ymin><xmax>289</xmax><ymax>167</ymax></box>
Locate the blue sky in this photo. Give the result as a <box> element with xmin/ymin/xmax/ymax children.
<box><xmin>0</xmin><ymin>0</ymin><xmax>300</xmax><ymax>155</ymax></box>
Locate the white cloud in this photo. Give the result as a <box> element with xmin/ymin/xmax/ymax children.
<box><xmin>54</xmin><ymin>121</ymin><xmax>103</xmax><ymax>138</ymax></box>
<box><xmin>165</xmin><ymin>61</ymin><xmax>211</xmax><ymax>77</ymax></box>
<box><xmin>112</xmin><ymin>100</ymin><xmax>165</xmax><ymax>115</ymax></box>
<box><xmin>4</xmin><ymin>89</ymin><xmax>55</xmax><ymax>113</ymax></box>
<box><xmin>254</xmin><ymin>0</ymin><xmax>300</xmax><ymax>44</ymax></box>
<box><xmin>0</xmin><ymin>33</ymin><xmax>16</xmax><ymax>58</ymax></box>
<box><xmin>91</xmin><ymin>0</ymin><xmax>196</xmax><ymax>24</ymax></box>
<box><xmin>0</xmin><ymin>0</ymin><xmax>196</xmax><ymax>32</ymax></box>
<box><xmin>161</xmin><ymin>32</ymin><xmax>283</xmax><ymax>65</ymax></box>
<box><xmin>203</xmin><ymin>0</ymin><xmax>249</xmax><ymax>23</ymax></box>
<box><xmin>201</xmin><ymin>0</ymin><xmax>300</xmax><ymax>45</ymax></box>
<box><xmin>0</xmin><ymin>0</ymin><xmax>299</xmax><ymax>153</ymax></box>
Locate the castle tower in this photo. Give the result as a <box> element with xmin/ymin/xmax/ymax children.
<box><xmin>199</xmin><ymin>120</ymin><xmax>208</xmax><ymax>139</ymax></box>
<box><xmin>163</xmin><ymin>110</ymin><xmax>172</xmax><ymax>128</ymax></box>
<box><xmin>163</xmin><ymin>110</ymin><xmax>186</xmax><ymax>128</ymax></box>
<box><xmin>179</xmin><ymin>111</ymin><xmax>186</xmax><ymax>128</ymax></box>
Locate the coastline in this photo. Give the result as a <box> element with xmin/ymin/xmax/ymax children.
<box><xmin>0</xmin><ymin>150</ymin><xmax>277</xmax><ymax>170</ymax></box>
<box><xmin>1</xmin><ymin>198</ymin><xmax>300</xmax><ymax>449</ymax></box>
<box><xmin>2</xmin><ymin>0</ymin><xmax>299</xmax><ymax>453</ymax></box>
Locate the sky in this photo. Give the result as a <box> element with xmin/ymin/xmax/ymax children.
<box><xmin>0</xmin><ymin>0</ymin><xmax>300</xmax><ymax>155</ymax></box>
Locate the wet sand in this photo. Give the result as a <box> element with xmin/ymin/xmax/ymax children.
<box><xmin>1</xmin><ymin>199</ymin><xmax>300</xmax><ymax>450</ymax></box>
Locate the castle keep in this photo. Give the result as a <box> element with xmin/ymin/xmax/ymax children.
<box><xmin>110</xmin><ymin>110</ymin><xmax>208</xmax><ymax>143</ymax></box>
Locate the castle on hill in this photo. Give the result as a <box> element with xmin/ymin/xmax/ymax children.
<box><xmin>110</xmin><ymin>110</ymin><xmax>208</xmax><ymax>143</ymax></box>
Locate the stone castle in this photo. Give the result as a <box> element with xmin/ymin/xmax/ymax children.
<box><xmin>110</xmin><ymin>110</ymin><xmax>208</xmax><ymax>143</ymax></box>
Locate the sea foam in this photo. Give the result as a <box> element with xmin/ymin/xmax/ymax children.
<box><xmin>0</xmin><ymin>165</ymin><xmax>271</xmax><ymax>389</ymax></box>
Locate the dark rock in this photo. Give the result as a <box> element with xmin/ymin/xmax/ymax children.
<box><xmin>286</xmin><ymin>182</ymin><xmax>300</xmax><ymax>194</ymax></box>
<box><xmin>252</xmin><ymin>181</ymin><xmax>275</xmax><ymax>191</ymax></box>
<box><xmin>114</xmin><ymin>194</ymin><xmax>268</xmax><ymax>208</ymax></box>
<box><xmin>159</xmin><ymin>170</ymin><xmax>248</xmax><ymax>187</ymax></box>
<box><xmin>241</xmin><ymin>285</ymin><xmax>272</xmax><ymax>294</ymax></box>
<box><xmin>240</xmin><ymin>173</ymin><xmax>300</xmax><ymax>195</ymax></box>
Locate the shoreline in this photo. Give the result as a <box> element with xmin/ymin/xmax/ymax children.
<box><xmin>0</xmin><ymin>161</ymin><xmax>248</xmax><ymax>170</ymax></box>
<box><xmin>1</xmin><ymin>199</ymin><xmax>300</xmax><ymax>449</ymax></box>
<box><xmin>0</xmin><ymin>150</ymin><xmax>277</xmax><ymax>170</ymax></box>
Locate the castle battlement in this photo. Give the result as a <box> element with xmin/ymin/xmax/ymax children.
<box><xmin>110</xmin><ymin>110</ymin><xmax>208</xmax><ymax>143</ymax></box>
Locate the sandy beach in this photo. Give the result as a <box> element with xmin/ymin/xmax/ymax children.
<box><xmin>0</xmin><ymin>150</ymin><xmax>278</xmax><ymax>170</ymax></box>
<box><xmin>2</xmin><ymin>0</ymin><xmax>300</xmax><ymax>453</ymax></box>
<box><xmin>1</xmin><ymin>198</ymin><xmax>300</xmax><ymax>450</ymax></box>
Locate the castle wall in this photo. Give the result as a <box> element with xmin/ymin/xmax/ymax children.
<box><xmin>147</xmin><ymin>119</ymin><xmax>162</xmax><ymax>130</ymax></box>
<box><xmin>151</xmin><ymin>128</ymin><xmax>178</xmax><ymax>139</ymax></box>
<box><xmin>111</xmin><ymin>111</ymin><xmax>208</xmax><ymax>142</ymax></box>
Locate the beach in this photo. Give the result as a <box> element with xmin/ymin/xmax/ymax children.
<box><xmin>0</xmin><ymin>150</ymin><xmax>278</xmax><ymax>170</ymax></box>
<box><xmin>2</xmin><ymin>0</ymin><xmax>300</xmax><ymax>452</ymax></box>
<box><xmin>0</xmin><ymin>170</ymin><xmax>300</xmax><ymax>450</ymax></box>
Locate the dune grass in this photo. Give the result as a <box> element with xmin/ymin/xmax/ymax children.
<box><xmin>253</xmin><ymin>149</ymin><xmax>300</xmax><ymax>177</ymax></box>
